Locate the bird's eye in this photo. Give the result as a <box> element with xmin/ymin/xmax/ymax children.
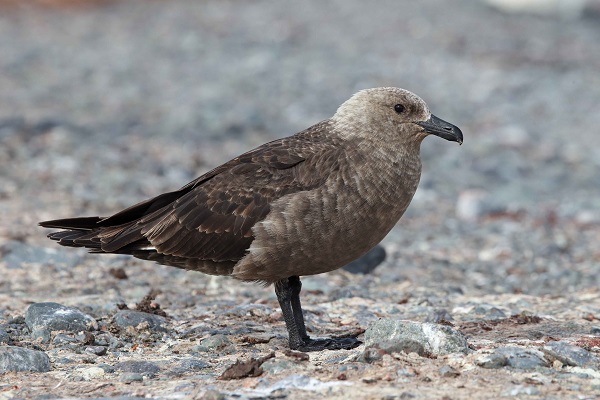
<box><xmin>394</xmin><ymin>104</ymin><xmax>405</xmax><ymax>114</ymax></box>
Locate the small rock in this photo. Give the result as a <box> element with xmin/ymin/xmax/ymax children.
<box><xmin>179</xmin><ymin>358</ymin><xmax>210</xmax><ymax>370</ymax></box>
<box><xmin>194</xmin><ymin>334</ymin><xmax>232</xmax><ymax>352</ymax></box>
<box><xmin>261</xmin><ymin>358</ymin><xmax>298</xmax><ymax>374</ymax></box>
<box><xmin>85</xmin><ymin>346</ymin><xmax>108</xmax><ymax>356</ymax></box>
<box><xmin>475</xmin><ymin>353</ymin><xmax>508</xmax><ymax>369</ymax></box>
<box><xmin>364</xmin><ymin>319</ymin><xmax>469</xmax><ymax>357</ymax></box>
<box><xmin>113</xmin><ymin>310</ymin><xmax>167</xmax><ymax>332</ymax></box>
<box><xmin>502</xmin><ymin>385</ymin><xmax>540</xmax><ymax>396</ymax></box>
<box><xmin>97</xmin><ymin>363</ymin><xmax>116</xmax><ymax>373</ymax></box>
<box><xmin>358</xmin><ymin>347</ymin><xmax>385</xmax><ymax>363</ymax></box>
<box><xmin>543</xmin><ymin>341</ymin><xmax>599</xmax><ymax>367</ymax></box>
<box><xmin>592</xmin><ymin>326</ymin><xmax>600</xmax><ymax>335</ymax></box>
<box><xmin>424</xmin><ymin>309</ymin><xmax>454</xmax><ymax>323</ymax></box>
<box><xmin>0</xmin><ymin>327</ymin><xmax>10</xmax><ymax>344</ymax></box>
<box><xmin>472</xmin><ymin>305</ymin><xmax>507</xmax><ymax>320</ymax></box>
<box><xmin>169</xmin><ymin>358</ymin><xmax>210</xmax><ymax>376</ymax></box>
<box><xmin>343</xmin><ymin>245</ymin><xmax>386</xmax><ymax>275</ymax></box>
<box><xmin>223</xmin><ymin>304</ymin><xmax>273</xmax><ymax>318</ymax></box>
<box><xmin>79</xmin><ymin>366</ymin><xmax>105</xmax><ymax>380</ymax></box>
<box><xmin>25</xmin><ymin>302</ymin><xmax>97</xmax><ymax>342</ymax></box>
<box><xmin>494</xmin><ymin>347</ymin><xmax>549</xmax><ymax>369</ymax></box>
<box><xmin>0</xmin><ymin>346</ymin><xmax>51</xmax><ymax>372</ymax></box>
<box><xmin>439</xmin><ymin>365</ymin><xmax>460</xmax><ymax>377</ymax></box>
<box><xmin>120</xmin><ymin>372</ymin><xmax>144</xmax><ymax>383</ymax></box>
<box><xmin>116</xmin><ymin>360</ymin><xmax>161</xmax><ymax>378</ymax></box>
<box><xmin>202</xmin><ymin>390</ymin><xmax>226</xmax><ymax>400</ymax></box>
<box><xmin>53</xmin><ymin>333</ymin><xmax>78</xmax><ymax>345</ymax></box>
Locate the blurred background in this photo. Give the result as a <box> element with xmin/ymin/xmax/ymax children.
<box><xmin>1</xmin><ymin>0</ymin><xmax>600</xmax><ymax>298</ymax></box>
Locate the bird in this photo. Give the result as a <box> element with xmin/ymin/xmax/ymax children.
<box><xmin>40</xmin><ymin>87</ymin><xmax>463</xmax><ymax>352</ymax></box>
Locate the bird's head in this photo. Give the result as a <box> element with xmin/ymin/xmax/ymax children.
<box><xmin>333</xmin><ymin>87</ymin><xmax>463</xmax><ymax>145</ymax></box>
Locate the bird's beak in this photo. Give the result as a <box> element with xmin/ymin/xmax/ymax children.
<box><xmin>416</xmin><ymin>114</ymin><xmax>463</xmax><ymax>144</ymax></box>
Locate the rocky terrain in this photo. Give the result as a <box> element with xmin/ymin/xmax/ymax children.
<box><xmin>1</xmin><ymin>0</ymin><xmax>600</xmax><ymax>399</ymax></box>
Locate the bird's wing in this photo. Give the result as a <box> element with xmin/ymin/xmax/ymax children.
<box><xmin>97</xmin><ymin>121</ymin><xmax>341</xmax><ymax>262</ymax></box>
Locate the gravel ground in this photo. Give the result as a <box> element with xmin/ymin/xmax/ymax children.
<box><xmin>1</xmin><ymin>0</ymin><xmax>600</xmax><ymax>399</ymax></box>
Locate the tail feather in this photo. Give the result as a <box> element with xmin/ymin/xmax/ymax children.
<box><xmin>39</xmin><ymin>217</ymin><xmax>103</xmax><ymax>230</ymax></box>
<box><xmin>40</xmin><ymin>216</ymin><xmax>152</xmax><ymax>254</ymax></box>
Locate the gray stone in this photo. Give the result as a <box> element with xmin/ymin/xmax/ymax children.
<box><xmin>424</xmin><ymin>309</ymin><xmax>453</xmax><ymax>323</ymax></box>
<box><xmin>202</xmin><ymin>390</ymin><xmax>226</xmax><ymax>400</ymax></box>
<box><xmin>543</xmin><ymin>341</ymin><xmax>599</xmax><ymax>367</ymax></box>
<box><xmin>364</xmin><ymin>319</ymin><xmax>469</xmax><ymax>357</ymax></box>
<box><xmin>439</xmin><ymin>365</ymin><xmax>460</xmax><ymax>377</ymax></box>
<box><xmin>120</xmin><ymin>372</ymin><xmax>144</xmax><ymax>383</ymax></box>
<box><xmin>113</xmin><ymin>310</ymin><xmax>167</xmax><ymax>332</ymax></box>
<box><xmin>25</xmin><ymin>302</ymin><xmax>97</xmax><ymax>342</ymax></box>
<box><xmin>475</xmin><ymin>353</ymin><xmax>509</xmax><ymax>369</ymax></box>
<box><xmin>193</xmin><ymin>334</ymin><xmax>232</xmax><ymax>352</ymax></box>
<box><xmin>502</xmin><ymin>385</ymin><xmax>541</xmax><ymax>396</ymax></box>
<box><xmin>116</xmin><ymin>360</ymin><xmax>161</xmax><ymax>378</ymax></box>
<box><xmin>98</xmin><ymin>363</ymin><xmax>116</xmax><ymax>373</ymax></box>
<box><xmin>0</xmin><ymin>345</ymin><xmax>51</xmax><ymax>372</ymax></box>
<box><xmin>494</xmin><ymin>347</ymin><xmax>549</xmax><ymax>369</ymax></box>
<box><xmin>472</xmin><ymin>304</ymin><xmax>508</xmax><ymax>320</ymax></box>
<box><xmin>178</xmin><ymin>358</ymin><xmax>210</xmax><ymax>371</ymax></box>
<box><xmin>85</xmin><ymin>346</ymin><xmax>108</xmax><ymax>356</ymax></box>
<box><xmin>261</xmin><ymin>358</ymin><xmax>298</xmax><ymax>374</ymax></box>
<box><xmin>168</xmin><ymin>358</ymin><xmax>210</xmax><ymax>376</ymax></box>
<box><xmin>0</xmin><ymin>327</ymin><xmax>10</xmax><ymax>344</ymax></box>
<box><xmin>342</xmin><ymin>245</ymin><xmax>386</xmax><ymax>275</ymax></box>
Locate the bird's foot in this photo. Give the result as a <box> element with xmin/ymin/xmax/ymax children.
<box><xmin>292</xmin><ymin>336</ymin><xmax>362</xmax><ymax>352</ymax></box>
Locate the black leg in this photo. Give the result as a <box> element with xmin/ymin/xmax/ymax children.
<box><xmin>288</xmin><ymin>276</ymin><xmax>309</xmax><ymax>340</ymax></box>
<box><xmin>274</xmin><ymin>276</ymin><xmax>362</xmax><ymax>352</ymax></box>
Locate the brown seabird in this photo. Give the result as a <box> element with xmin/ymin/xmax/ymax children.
<box><xmin>40</xmin><ymin>87</ymin><xmax>463</xmax><ymax>351</ymax></box>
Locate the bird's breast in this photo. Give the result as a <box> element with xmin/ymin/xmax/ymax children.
<box><xmin>232</xmin><ymin>148</ymin><xmax>422</xmax><ymax>283</ymax></box>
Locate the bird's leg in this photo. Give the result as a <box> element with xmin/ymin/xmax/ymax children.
<box><xmin>288</xmin><ymin>275</ymin><xmax>309</xmax><ymax>340</ymax></box>
<box><xmin>274</xmin><ymin>276</ymin><xmax>362</xmax><ymax>352</ymax></box>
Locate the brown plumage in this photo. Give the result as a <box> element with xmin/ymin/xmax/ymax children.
<box><xmin>40</xmin><ymin>87</ymin><xmax>463</xmax><ymax>351</ymax></box>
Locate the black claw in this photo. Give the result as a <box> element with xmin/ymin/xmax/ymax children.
<box><xmin>293</xmin><ymin>336</ymin><xmax>362</xmax><ymax>352</ymax></box>
<box><xmin>275</xmin><ymin>276</ymin><xmax>362</xmax><ymax>352</ymax></box>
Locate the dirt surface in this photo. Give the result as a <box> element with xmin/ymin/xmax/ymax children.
<box><xmin>1</xmin><ymin>0</ymin><xmax>600</xmax><ymax>399</ymax></box>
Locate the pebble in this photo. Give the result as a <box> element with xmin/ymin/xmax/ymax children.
<box><xmin>25</xmin><ymin>302</ymin><xmax>97</xmax><ymax>342</ymax></box>
<box><xmin>194</xmin><ymin>334</ymin><xmax>233</xmax><ymax>352</ymax></box>
<box><xmin>85</xmin><ymin>346</ymin><xmax>108</xmax><ymax>356</ymax></box>
<box><xmin>342</xmin><ymin>245</ymin><xmax>386</xmax><ymax>275</ymax></box>
<box><xmin>120</xmin><ymin>372</ymin><xmax>144</xmax><ymax>383</ymax></box>
<box><xmin>501</xmin><ymin>385</ymin><xmax>541</xmax><ymax>396</ymax></box>
<box><xmin>438</xmin><ymin>365</ymin><xmax>460</xmax><ymax>377</ymax></box>
<box><xmin>543</xmin><ymin>341</ymin><xmax>599</xmax><ymax>368</ymax></box>
<box><xmin>78</xmin><ymin>366</ymin><xmax>105</xmax><ymax>380</ymax></box>
<box><xmin>116</xmin><ymin>360</ymin><xmax>161</xmax><ymax>378</ymax></box>
<box><xmin>475</xmin><ymin>353</ymin><xmax>508</xmax><ymax>369</ymax></box>
<box><xmin>424</xmin><ymin>309</ymin><xmax>453</xmax><ymax>323</ymax></box>
<box><xmin>201</xmin><ymin>390</ymin><xmax>226</xmax><ymax>400</ymax></box>
<box><xmin>168</xmin><ymin>358</ymin><xmax>210</xmax><ymax>376</ymax></box>
<box><xmin>493</xmin><ymin>347</ymin><xmax>549</xmax><ymax>369</ymax></box>
<box><xmin>261</xmin><ymin>358</ymin><xmax>299</xmax><ymax>374</ymax></box>
<box><xmin>471</xmin><ymin>305</ymin><xmax>507</xmax><ymax>320</ymax></box>
<box><xmin>113</xmin><ymin>310</ymin><xmax>167</xmax><ymax>332</ymax></box>
<box><xmin>0</xmin><ymin>327</ymin><xmax>10</xmax><ymax>344</ymax></box>
<box><xmin>0</xmin><ymin>345</ymin><xmax>51</xmax><ymax>372</ymax></box>
<box><xmin>363</xmin><ymin>319</ymin><xmax>469</xmax><ymax>357</ymax></box>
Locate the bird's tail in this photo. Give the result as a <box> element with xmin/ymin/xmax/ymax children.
<box><xmin>39</xmin><ymin>216</ymin><xmax>151</xmax><ymax>254</ymax></box>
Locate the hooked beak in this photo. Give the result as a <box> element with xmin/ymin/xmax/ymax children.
<box><xmin>416</xmin><ymin>114</ymin><xmax>463</xmax><ymax>144</ymax></box>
